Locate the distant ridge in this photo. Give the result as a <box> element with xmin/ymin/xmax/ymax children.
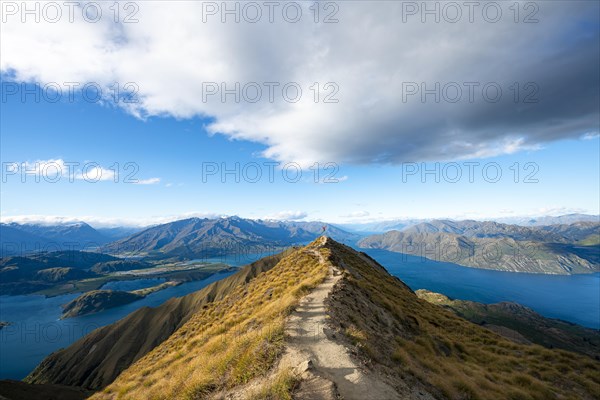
<box><xmin>101</xmin><ymin>216</ymin><xmax>359</xmax><ymax>258</ymax></box>
<box><xmin>497</xmin><ymin>213</ymin><xmax>600</xmax><ymax>226</ymax></box>
<box><xmin>19</xmin><ymin>238</ymin><xmax>599</xmax><ymax>400</ymax></box>
<box><xmin>0</xmin><ymin>222</ymin><xmax>124</xmax><ymax>256</ymax></box>
<box><xmin>359</xmin><ymin>220</ymin><xmax>600</xmax><ymax>274</ymax></box>
<box><xmin>338</xmin><ymin>214</ymin><xmax>599</xmax><ymax>233</ymax></box>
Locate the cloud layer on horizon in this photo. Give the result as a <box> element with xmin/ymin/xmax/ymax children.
<box><xmin>2</xmin><ymin>1</ymin><xmax>598</xmax><ymax>165</ymax></box>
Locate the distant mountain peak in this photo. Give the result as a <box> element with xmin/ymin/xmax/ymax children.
<box><xmin>26</xmin><ymin>236</ymin><xmax>598</xmax><ymax>399</ymax></box>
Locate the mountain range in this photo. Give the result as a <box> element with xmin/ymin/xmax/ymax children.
<box><xmin>12</xmin><ymin>238</ymin><xmax>599</xmax><ymax>399</ymax></box>
<box><xmin>338</xmin><ymin>214</ymin><xmax>599</xmax><ymax>233</ymax></box>
<box><xmin>358</xmin><ymin>220</ymin><xmax>600</xmax><ymax>274</ymax></box>
<box><xmin>2</xmin><ymin>215</ymin><xmax>598</xmax><ymax>276</ymax></box>
<box><xmin>496</xmin><ymin>213</ymin><xmax>599</xmax><ymax>227</ymax></box>
<box><xmin>0</xmin><ymin>222</ymin><xmax>139</xmax><ymax>256</ymax></box>
<box><xmin>101</xmin><ymin>216</ymin><xmax>360</xmax><ymax>258</ymax></box>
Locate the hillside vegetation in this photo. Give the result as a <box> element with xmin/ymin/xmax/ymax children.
<box><xmin>415</xmin><ymin>290</ymin><xmax>600</xmax><ymax>359</ymax></box>
<box><xmin>324</xmin><ymin>240</ymin><xmax>599</xmax><ymax>399</ymax></box>
<box><xmin>26</xmin><ymin>251</ymin><xmax>292</xmax><ymax>389</ymax></box>
<box><xmin>24</xmin><ymin>238</ymin><xmax>600</xmax><ymax>399</ymax></box>
<box><xmin>91</xmin><ymin>243</ymin><xmax>329</xmax><ymax>399</ymax></box>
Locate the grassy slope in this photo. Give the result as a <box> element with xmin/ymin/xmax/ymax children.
<box><xmin>578</xmin><ymin>234</ymin><xmax>600</xmax><ymax>246</ymax></box>
<box><xmin>91</xmin><ymin>243</ymin><xmax>328</xmax><ymax>399</ymax></box>
<box><xmin>324</xmin><ymin>240</ymin><xmax>600</xmax><ymax>400</ymax></box>
<box><xmin>416</xmin><ymin>289</ymin><xmax>600</xmax><ymax>360</ymax></box>
<box><xmin>26</xmin><ymin>253</ymin><xmax>289</xmax><ymax>390</ymax></box>
<box><xmin>28</xmin><ymin>238</ymin><xmax>600</xmax><ymax>400</ymax></box>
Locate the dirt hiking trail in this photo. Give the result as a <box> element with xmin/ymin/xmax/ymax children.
<box><xmin>280</xmin><ymin>237</ymin><xmax>402</xmax><ymax>400</ymax></box>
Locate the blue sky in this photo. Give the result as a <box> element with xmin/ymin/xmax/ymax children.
<box><xmin>1</xmin><ymin>84</ymin><xmax>598</xmax><ymax>226</ymax></box>
<box><xmin>1</xmin><ymin>1</ymin><xmax>598</xmax><ymax>227</ymax></box>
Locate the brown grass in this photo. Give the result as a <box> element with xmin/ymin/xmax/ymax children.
<box><xmin>323</xmin><ymin>240</ymin><xmax>600</xmax><ymax>400</ymax></box>
<box><xmin>91</xmin><ymin>243</ymin><xmax>328</xmax><ymax>400</ymax></box>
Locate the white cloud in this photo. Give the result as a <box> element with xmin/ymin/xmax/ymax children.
<box><xmin>1</xmin><ymin>214</ymin><xmax>143</xmax><ymax>228</ymax></box>
<box><xmin>498</xmin><ymin>209</ymin><xmax>516</xmax><ymax>215</ymax></box>
<box><xmin>535</xmin><ymin>207</ymin><xmax>590</xmax><ymax>217</ymax></box>
<box><xmin>75</xmin><ymin>166</ymin><xmax>116</xmax><ymax>182</ymax></box>
<box><xmin>1</xmin><ymin>215</ymin><xmax>85</xmax><ymax>226</ymax></box>
<box><xmin>19</xmin><ymin>159</ymin><xmax>68</xmax><ymax>180</ymax></box>
<box><xmin>582</xmin><ymin>132</ymin><xmax>600</xmax><ymax>140</ymax></box>
<box><xmin>134</xmin><ymin>177</ymin><xmax>161</xmax><ymax>185</ymax></box>
<box><xmin>1</xmin><ymin>2</ymin><xmax>598</xmax><ymax>165</ymax></box>
<box><xmin>11</xmin><ymin>158</ymin><xmax>115</xmax><ymax>182</ymax></box>
<box><xmin>339</xmin><ymin>211</ymin><xmax>370</xmax><ymax>218</ymax></box>
<box><xmin>263</xmin><ymin>211</ymin><xmax>308</xmax><ymax>221</ymax></box>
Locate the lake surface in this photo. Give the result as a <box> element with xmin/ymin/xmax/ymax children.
<box><xmin>360</xmin><ymin>248</ymin><xmax>600</xmax><ymax>329</ymax></box>
<box><xmin>1</xmin><ymin>248</ymin><xmax>598</xmax><ymax>380</ymax></box>
<box><xmin>0</xmin><ymin>269</ymin><xmax>236</xmax><ymax>380</ymax></box>
<box><xmin>100</xmin><ymin>278</ymin><xmax>166</xmax><ymax>291</ymax></box>
<box><xmin>0</xmin><ymin>253</ymin><xmax>279</xmax><ymax>380</ymax></box>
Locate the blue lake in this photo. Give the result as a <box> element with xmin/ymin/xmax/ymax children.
<box><xmin>1</xmin><ymin>248</ymin><xmax>598</xmax><ymax>380</ymax></box>
<box><xmin>100</xmin><ymin>278</ymin><xmax>166</xmax><ymax>291</ymax></box>
<box><xmin>360</xmin><ymin>248</ymin><xmax>600</xmax><ymax>330</ymax></box>
<box><xmin>0</xmin><ymin>269</ymin><xmax>236</xmax><ymax>380</ymax></box>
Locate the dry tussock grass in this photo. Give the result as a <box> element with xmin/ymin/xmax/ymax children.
<box><xmin>92</xmin><ymin>243</ymin><xmax>328</xmax><ymax>400</ymax></box>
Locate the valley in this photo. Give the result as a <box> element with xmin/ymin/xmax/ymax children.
<box><xmin>359</xmin><ymin>220</ymin><xmax>600</xmax><ymax>274</ymax></box>
<box><xmin>4</xmin><ymin>5</ymin><xmax>598</xmax><ymax>398</ymax></box>
<box><xmin>11</xmin><ymin>238</ymin><xmax>598</xmax><ymax>399</ymax></box>
<box><xmin>0</xmin><ymin>252</ymin><xmax>232</xmax><ymax>297</ymax></box>
<box><xmin>0</xmin><ymin>218</ymin><xmax>598</xmax><ymax>399</ymax></box>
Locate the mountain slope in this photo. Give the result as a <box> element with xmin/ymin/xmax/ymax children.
<box><xmin>102</xmin><ymin>216</ymin><xmax>359</xmax><ymax>258</ymax></box>
<box><xmin>95</xmin><ymin>226</ymin><xmax>142</xmax><ymax>241</ymax></box>
<box><xmin>0</xmin><ymin>222</ymin><xmax>111</xmax><ymax>256</ymax></box>
<box><xmin>102</xmin><ymin>217</ymin><xmax>310</xmax><ymax>257</ymax></box>
<box><xmin>321</xmin><ymin>239</ymin><xmax>599</xmax><ymax>399</ymax></box>
<box><xmin>0</xmin><ymin>224</ymin><xmax>50</xmax><ymax>256</ymax></box>
<box><xmin>416</xmin><ymin>290</ymin><xmax>600</xmax><ymax>359</ymax></box>
<box><xmin>90</xmin><ymin>240</ymin><xmax>331</xmax><ymax>400</ymax></box>
<box><xmin>8</xmin><ymin>222</ymin><xmax>109</xmax><ymax>244</ymax></box>
<box><xmin>401</xmin><ymin>219</ymin><xmax>600</xmax><ymax>242</ymax></box>
<box><xmin>0</xmin><ymin>380</ymin><xmax>91</xmax><ymax>400</ymax></box>
<box><xmin>339</xmin><ymin>215</ymin><xmax>600</xmax><ymax>233</ymax></box>
<box><xmin>359</xmin><ymin>222</ymin><xmax>600</xmax><ymax>274</ymax></box>
<box><xmin>284</xmin><ymin>221</ymin><xmax>361</xmax><ymax>243</ymax></box>
<box><xmin>25</xmin><ymin>251</ymin><xmax>291</xmax><ymax>389</ymax></box>
<box><xmin>498</xmin><ymin>214</ymin><xmax>600</xmax><ymax>226</ymax></box>
<box><xmin>26</xmin><ymin>238</ymin><xmax>598</xmax><ymax>400</ymax></box>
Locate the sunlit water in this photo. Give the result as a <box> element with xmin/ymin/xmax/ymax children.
<box><xmin>1</xmin><ymin>248</ymin><xmax>598</xmax><ymax>380</ymax></box>
<box><xmin>0</xmin><ymin>267</ymin><xmax>245</xmax><ymax>379</ymax></box>
<box><xmin>360</xmin><ymin>248</ymin><xmax>600</xmax><ymax>330</ymax></box>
